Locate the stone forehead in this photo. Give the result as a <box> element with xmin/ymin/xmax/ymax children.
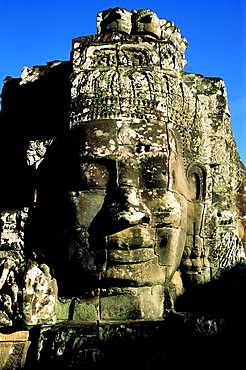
<box><xmin>73</xmin><ymin>119</ymin><xmax>168</xmax><ymax>142</ymax></box>
<box><xmin>72</xmin><ymin>119</ymin><xmax>169</xmax><ymax>159</ymax></box>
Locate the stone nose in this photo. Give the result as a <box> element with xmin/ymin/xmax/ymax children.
<box><xmin>110</xmin><ymin>187</ymin><xmax>151</xmax><ymax>225</ymax></box>
<box><xmin>88</xmin><ymin>187</ymin><xmax>151</xmax><ymax>242</ymax></box>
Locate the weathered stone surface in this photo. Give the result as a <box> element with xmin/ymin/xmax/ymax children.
<box><xmin>97</xmin><ymin>7</ymin><xmax>132</xmax><ymax>35</ymax></box>
<box><xmin>0</xmin><ymin>6</ymin><xmax>246</xmax><ymax>368</ymax></box>
<box><xmin>0</xmin><ymin>331</ymin><xmax>29</xmax><ymax>342</ymax></box>
<box><xmin>22</xmin><ymin>260</ymin><xmax>57</xmax><ymax>326</ymax></box>
<box><xmin>64</xmin><ymin>9</ymin><xmax>246</xmax><ymax>319</ymax></box>
<box><xmin>0</xmin><ymin>209</ymin><xmax>29</xmax><ymax>250</ymax></box>
<box><xmin>55</xmin><ymin>297</ymin><xmax>99</xmax><ymax>322</ymax></box>
<box><xmin>0</xmin><ymin>331</ymin><xmax>30</xmax><ymax>370</ymax></box>
<box><xmin>134</xmin><ymin>9</ymin><xmax>162</xmax><ymax>38</ymax></box>
<box><xmin>0</xmin><ymin>256</ymin><xmax>57</xmax><ymax>327</ymax></box>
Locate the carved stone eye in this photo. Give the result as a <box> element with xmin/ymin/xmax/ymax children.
<box><xmin>80</xmin><ymin>163</ymin><xmax>109</xmax><ymax>189</ymax></box>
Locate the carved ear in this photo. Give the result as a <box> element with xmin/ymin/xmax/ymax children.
<box><xmin>187</xmin><ymin>163</ymin><xmax>206</xmax><ymax>201</ymax></box>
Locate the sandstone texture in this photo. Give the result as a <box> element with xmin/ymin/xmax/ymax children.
<box><xmin>0</xmin><ymin>7</ymin><xmax>245</xmax><ymax>369</ymax></box>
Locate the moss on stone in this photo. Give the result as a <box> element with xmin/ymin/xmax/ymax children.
<box><xmin>55</xmin><ymin>300</ymin><xmax>98</xmax><ymax>321</ymax></box>
<box><xmin>73</xmin><ymin>302</ymin><xmax>98</xmax><ymax>321</ymax></box>
<box><xmin>55</xmin><ymin>299</ymin><xmax>71</xmax><ymax>322</ymax></box>
<box><xmin>101</xmin><ymin>294</ymin><xmax>142</xmax><ymax>320</ymax></box>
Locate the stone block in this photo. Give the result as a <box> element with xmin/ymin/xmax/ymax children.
<box><xmin>0</xmin><ymin>331</ymin><xmax>30</xmax><ymax>370</ymax></box>
<box><xmin>73</xmin><ymin>301</ymin><xmax>98</xmax><ymax>321</ymax></box>
<box><xmin>55</xmin><ymin>298</ymin><xmax>72</xmax><ymax>322</ymax></box>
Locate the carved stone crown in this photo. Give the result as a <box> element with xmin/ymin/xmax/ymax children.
<box><xmin>70</xmin><ymin>8</ymin><xmax>188</xmax><ymax>126</ymax></box>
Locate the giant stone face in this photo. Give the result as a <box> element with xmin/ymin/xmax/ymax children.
<box><xmin>64</xmin><ymin>117</ymin><xmax>204</xmax><ymax>318</ymax></box>
<box><xmin>71</xmin><ymin>120</ymin><xmax>185</xmax><ymax>274</ymax></box>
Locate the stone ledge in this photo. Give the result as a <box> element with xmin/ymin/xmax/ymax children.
<box><xmin>36</xmin><ymin>314</ymin><xmax>245</xmax><ymax>368</ymax></box>
<box><xmin>0</xmin><ymin>331</ymin><xmax>29</xmax><ymax>342</ymax></box>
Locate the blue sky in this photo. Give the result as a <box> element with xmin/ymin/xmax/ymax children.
<box><xmin>1</xmin><ymin>0</ymin><xmax>245</xmax><ymax>164</ymax></box>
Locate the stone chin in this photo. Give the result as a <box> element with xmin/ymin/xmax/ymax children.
<box><xmin>101</xmin><ymin>255</ymin><xmax>166</xmax><ymax>288</ymax></box>
<box><xmin>96</xmin><ymin>225</ymin><xmax>186</xmax><ymax>288</ymax></box>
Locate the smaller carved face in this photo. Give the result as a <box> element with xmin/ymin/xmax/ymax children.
<box><xmin>135</xmin><ymin>9</ymin><xmax>161</xmax><ymax>38</ymax></box>
<box><xmin>97</xmin><ymin>8</ymin><xmax>132</xmax><ymax>35</ymax></box>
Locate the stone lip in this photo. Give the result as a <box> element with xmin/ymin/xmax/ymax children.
<box><xmin>108</xmin><ymin>248</ymin><xmax>155</xmax><ymax>264</ymax></box>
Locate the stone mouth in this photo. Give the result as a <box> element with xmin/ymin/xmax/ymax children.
<box><xmin>103</xmin><ymin>225</ymin><xmax>156</xmax><ymax>250</ymax></box>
